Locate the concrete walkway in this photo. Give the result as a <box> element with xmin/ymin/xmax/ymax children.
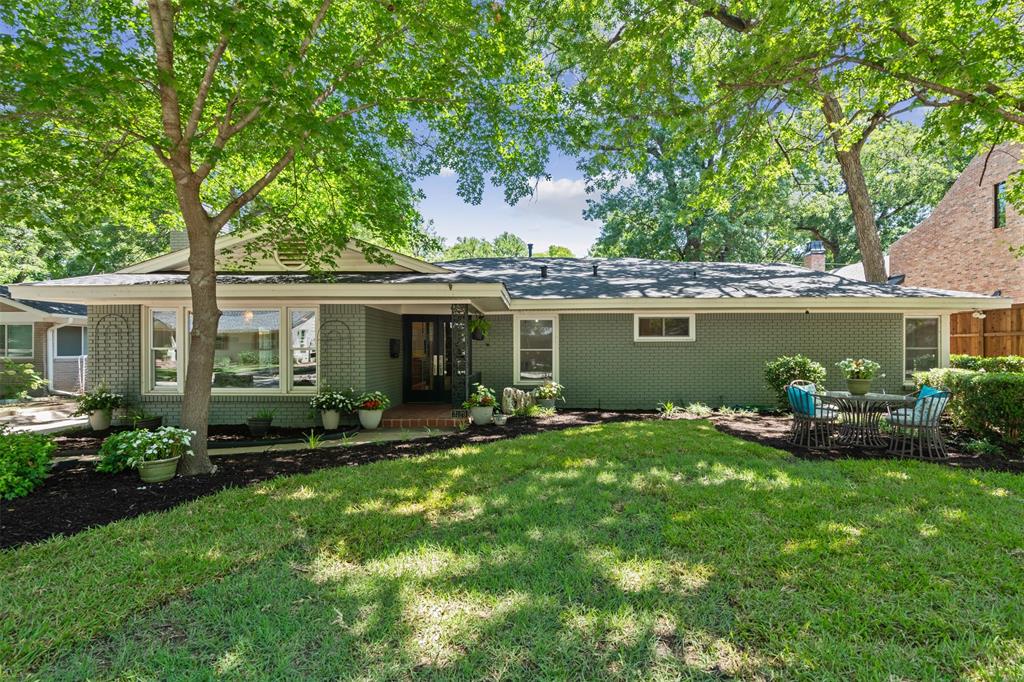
<box><xmin>0</xmin><ymin>397</ymin><xmax>86</xmax><ymax>434</ymax></box>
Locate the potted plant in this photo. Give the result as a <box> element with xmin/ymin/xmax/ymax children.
<box><xmin>247</xmin><ymin>408</ymin><xmax>275</xmax><ymax>437</ymax></box>
<box><xmin>128</xmin><ymin>408</ymin><xmax>163</xmax><ymax>430</ymax></box>
<box><xmin>73</xmin><ymin>386</ymin><xmax>125</xmax><ymax>431</ymax></box>
<box><xmin>127</xmin><ymin>426</ymin><xmax>195</xmax><ymax>483</ymax></box>
<box><xmin>532</xmin><ymin>381</ymin><xmax>564</xmax><ymax>409</ymax></box>
<box><xmin>355</xmin><ymin>391</ymin><xmax>391</xmax><ymax>430</ymax></box>
<box><xmin>462</xmin><ymin>383</ymin><xmax>497</xmax><ymax>425</ymax></box>
<box><xmin>310</xmin><ymin>389</ymin><xmax>353</xmax><ymax>431</ymax></box>
<box><xmin>492</xmin><ymin>411</ymin><xmax>508</xmax><ymax>426</ymax></box>
<box><xmin>836</xmin><ymin>358</ymin><xmax>882</xmax><ymax>395</ymax></box>
<box><xmin>468</xmin><ymin>317</ymin><xmax>491</xmax><ymax>341</ymax></box>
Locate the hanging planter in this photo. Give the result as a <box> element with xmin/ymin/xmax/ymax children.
<box><xmin>468</xmin><ymin>317</ymin><xmax>491</xmax><ymax>341</ymax></box>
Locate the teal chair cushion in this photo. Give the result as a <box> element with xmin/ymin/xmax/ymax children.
<box><xmin>786</xmin><ymin>385</ymin><xmax>815</xmax><ymax>416</ymax></box>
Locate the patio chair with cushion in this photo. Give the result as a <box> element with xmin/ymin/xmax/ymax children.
<box><xmin>885</xmin><ymin>385</ymin><xmax>950</xmax><ymax>459</ymax></box>
<box><xmin>786</xmin><ymin>380</ymin><xmax>839</xmax><ymax>448</ymax></box>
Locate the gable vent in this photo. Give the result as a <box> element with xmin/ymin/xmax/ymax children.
<box><xmin>274</xmin><ymin>241</ymin><xmax>307</xmax><ymax>270</ymax></box>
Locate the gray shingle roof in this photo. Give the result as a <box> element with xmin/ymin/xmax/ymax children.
<box><xmin>13</xmin><ymin>258</ymin><xmax>1001</xmax><ymax>301</ymax></box>
<box><xmin>0</xmin><ymin>285</ymin><xmax>86</xmax><ymax>316</ymax></box>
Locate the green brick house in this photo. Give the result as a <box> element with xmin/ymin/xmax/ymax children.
<box><xmin>7</xmin><ymin>234</ymin><xmax>1011</xmax><ymax>425</ymax></box>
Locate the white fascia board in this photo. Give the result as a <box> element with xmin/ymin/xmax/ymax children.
<box><xmin>506</xmin><ymin>296</ymin><xmax>1014</xmax><ymax>313</ymax></box>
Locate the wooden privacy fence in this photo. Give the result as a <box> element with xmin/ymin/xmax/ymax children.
<box><xmin>950</xmin><ymin>304</ymin><xmax>1024</xmax><ymax>356</ymax></box>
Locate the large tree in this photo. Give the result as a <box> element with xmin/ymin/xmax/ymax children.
<box><xmin>2</xmin><ymin>0</ymin><xmax>556</xmax><ymax>473</ymax></box>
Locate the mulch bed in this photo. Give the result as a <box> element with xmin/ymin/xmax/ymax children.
<box><xmin>52</xmin><ymin>424</ymin><xmax>346</xmax><ymax>458</ymax></box>
<box><xmin>2</xmin><ymin>410</ymin><xmax>646</xmax><ymax>549</ymax></box>
<box><xmin>711</xmin><ymin>413</ymin><xmax>1024</xmax><ymax>473</ymax></box>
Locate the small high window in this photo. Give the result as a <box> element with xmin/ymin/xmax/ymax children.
<box><xmin>995</xmin><ymin>182</ymin><xmax>1007</xmax><ymax>229</ymax></box>
<box><xmin>634</xmin><ymin>314</ymin><xmax>695</xmax><ymax>342</ymax></box>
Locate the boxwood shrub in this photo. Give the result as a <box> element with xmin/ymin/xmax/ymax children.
<box><xmin>915</xmin><ymin>368</ymin><xmax>1024</xmax><ymax>443</ymax></box>
<box><xmin>950</xmin><ymin>354</ymin><xmax>1024</xmax><ymax>373</ymax></box>
<box><xmin>0</xmin><ymin>427</ymin><xmax>56</xmax><ymax>500</ymax></box>
<box><xmin>765</xmin><ymin>355</ymin><xmax>827</xmax><ymax>409</ymax></box>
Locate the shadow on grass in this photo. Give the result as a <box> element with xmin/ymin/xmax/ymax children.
<box><xmin>10</xmin><ymin>420</ymin><xmax>1024</xmax><ymax>679</ymax></box>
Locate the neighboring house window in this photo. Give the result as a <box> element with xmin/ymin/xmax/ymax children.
<box><xmin>995</xmin><ymin>182</ymin><xmax>1007</xmax><ymax>228</ymax></box>
<box><xmin>905</xmin><ymin>317</ymin><xmax>940</xmax><ymax>379</ymax></box>
<box><xmin>0</xmin><ymin>324</ymin><xmax>33</xmax><ymax>359</ymax></box>
<box><xmin>515</xmin><ymin>316</ymin><xmax>557</xmax><ymax>383</ymax></box>
<box><xmin>145</xmin><ymin>307</ymin><xmax>316</xmax><ymax>393</ymax></box>
<box><xmin>634</xmin><ymin>314</ymin><xmax>695</xmax><ymax>342</ymax></box>
<box><xmin>55</xmin><ymin>326</ymin><xmax>88</xmax><ymax>357</ymax></box>
<box><xmin>150</xmin><ymin>309</ymin><xmax>179</xmax><ymax>390</ymax></box>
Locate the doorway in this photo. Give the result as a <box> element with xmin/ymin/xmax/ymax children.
<box><xmin>402</xmin><ymin>315</ymin><xmax>452</xmax><ymax>402</ymax></box>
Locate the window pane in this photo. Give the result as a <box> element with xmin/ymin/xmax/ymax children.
<box><xmin>664</xmin><ymin>317</ymin><xmax>691</xmax><ymax>337</ymax></box>
<box><xmin>520</xmin><ymin>319</ymin><xmax>553</xmax><ymax>349</ymax></box>
<box><xmin>906</xmin><ymin>349</ymin><xmax>938</xmax><ymax>377</ymax></box>
<box><xmin>638</xmin><ymin>318</ymin><xmax>664</xmax><ymax>337</ymax></box>
<box><xmin>151</xmin><ymin>311</ymin><xmax>177</xmax><ymax>388</ymax></box>
<box><xmin>212</xmin><ymin>309</ymin><xmax>280</xmax><ymax>389</ymax></box>
<box><xmin>6</xmin><ymin>325</ymin><xmax>32</xmax><ymax>357</ymax></box>
<box><xmin>905</xmin><ymin>318</ymin><xmax>938</xmax><ymax>348</ymax></box>
<box><xmin>0</xmin><ymin>326</ymin><xmax>5</xmax><ymax>353</ymax></box>
<box><xmin>56</xmin><ymin>326</ymin><xmax>84</xmax><ymax>356</ymax></box>
<box><xmin>520</xmin><ymin>349</ymin><xmax>552</xmax><ymax>381</ymax></box>
<box><xmin>290</xmin><ymin>309</ymin><xmax>316</xmax><ymax>388</ymax></box>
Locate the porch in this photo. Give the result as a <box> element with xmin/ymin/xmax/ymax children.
<box><xmin>380</xmin><ymin>403</ymin><xmax>469</xmax><ymax>429</ymax></box>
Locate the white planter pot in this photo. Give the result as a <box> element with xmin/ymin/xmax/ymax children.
<box><xmin>470</xmin><ymin>406</ymin><xmax>494</xmax><ymax>426</ymax></box>
<box><xmin>492</xmin><ymin>413</ymin><xmax>508</xmax><ymax>426</ymax></box>
<box><xmin>358</xmin><ymin>409</ymin><xmax>384</xmax><ymax>430</ymax></box>
<box><xmin>321</xmin><ymin>410</ymin><xmax>341</xmax><ymax>431</ymax></box>
<box><xmin>89</xmin><ymin>410</ymin><xmax>111</xmax><ymax>431</ymax></box>
<box><xmin>537</xmin><ymin>398</ymin><xmax>557</xmax><ymax>410</ymax></box>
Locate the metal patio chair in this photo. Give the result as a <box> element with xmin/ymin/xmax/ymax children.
<box><xmin>786</xmin><ymin>380</ymin><xmax>838</xmax><ymax>449</ymax></box>
<box><xmin>885</xmin><ymin>388</ymin><xmax>951</xmax><ymax>459</ymax></box>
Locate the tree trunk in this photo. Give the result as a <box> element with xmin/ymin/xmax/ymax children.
<box><xmin>176</xmin><ymin>182</ymin><xmax>218</xmax><ymax>475</ymax></box>
<box><xmin>821</xmin><ymin>94</ymin><xmax>887</xmax><ymax>283</ymax></box>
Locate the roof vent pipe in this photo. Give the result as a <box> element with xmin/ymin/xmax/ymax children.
<box><xmin>527</xmin><ymin>243</ymin><xmax>534</xmax><ymax>258</ymax></box>
<box><xmin>592</xmin><ymin>263</ymin><xmax>599</xmax><ymax>276</ymax></box>
<box><xmin>540</xmin><ymin>265</ymin><xmax>548</xmax><ymax>278</ymax></box>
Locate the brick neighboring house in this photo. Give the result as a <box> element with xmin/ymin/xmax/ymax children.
<box><xmin>888</xmin><ymin>143</ymin><xmax>1023</xmax><ymax>356</ymax></box>
<box><xmin>0</xmin><ymin>285</ymin><xmax>88</xmax><ymax>395</ymax></box>
<box><xmin>7</xmin><ymin>233</ymin><xmax>1009</xmax><ymax>424</ymax></box>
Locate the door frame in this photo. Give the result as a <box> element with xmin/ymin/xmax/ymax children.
<box><xmin>402</xmin><ymin>315</ymin><xmax>452</xmax><ymax>403</ymax></box>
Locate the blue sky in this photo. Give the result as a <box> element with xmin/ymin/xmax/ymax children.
<box><xmin>416</xmin><ymin>150</ymin><xmax>600</xmax><ymax>256</ymax></box>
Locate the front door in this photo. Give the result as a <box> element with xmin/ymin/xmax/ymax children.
<box><xmin>403</xmin><ymin>316</ymin><xmax>452</xmax><ymax>402</ymax></box>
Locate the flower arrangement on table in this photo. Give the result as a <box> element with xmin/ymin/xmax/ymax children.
<box><xmin>836</xmin><ymin>358</ymin><xmax>882</xmax><ymax>380</ymax></box>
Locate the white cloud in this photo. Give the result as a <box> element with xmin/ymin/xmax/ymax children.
<box><xmin>515</xmin><ymin>177</ymin><xmax>591</xmax><ymax>224</ymax></box>
<box><xmin>438</xmin><ymin>166</ymin><xmax>456</xmax><ymax>177</ymax></box>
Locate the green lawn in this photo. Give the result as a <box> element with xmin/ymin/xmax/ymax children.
<box><xmin>3</xmin><ymin>420</ymin><xmax>1024</xmax><ymax>679</ymax></box>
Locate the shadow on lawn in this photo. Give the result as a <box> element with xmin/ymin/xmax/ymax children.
<box><xmin>29</xmin><ymin>421</ymin><xmax>1024</xmax><ymax>679</ymax></box>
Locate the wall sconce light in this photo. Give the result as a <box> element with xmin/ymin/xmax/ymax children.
<box><xmin>242</xmin><ymin>309</ymin><xmax>254</xmax><ymax>325</ymax></box>
<box><xmin>389</xmin><ymin>338</ymin><xmax>400</xmax><ymax>358</ymax></box>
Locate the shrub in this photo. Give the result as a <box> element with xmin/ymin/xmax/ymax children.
<box><xmin>684</xmin><ymin>402</ymin><xmax>713</xmax><ymax>417</ymax></box>
<box><xmin>915</xmin><ymin>368</ymin><xmax>1024</xmax><ymax>443</ymax></box>
<box><xmin>764</xmin><ymin>355</ymin><xmax>827</xmax><ymax>408</ymax></box>
<box><xmin>0</xmin><ymin>426</ymin><xmax>55</xmax><ymax>499</ymax></box>
<box><xmin>96</xmin><ymin>427</ymin><xmax>195</xmax><ymax>473</ymax></box>
<box><xmin>963</xmin><ymin>437</ymin><xmax>1003</xmax><ymax>457</ymax></box>
<box><xmin>950</xmin><ymin>354</ymin><xmax>1024</xmax><ymax>373</ymax></box>
<box><xmin>1</xmin><ymin>359</ymin><xmax>46</xmax><ymax>400</ymax></box>
<box><xmin>914</xmin><ymin>368</ymin><xmax>977</xmax><ymax>425</ymax></box>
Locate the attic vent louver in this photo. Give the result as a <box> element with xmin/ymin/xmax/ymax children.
<box><xmin>274</xmin><ymin>241</ymin><xmax>306</xmax><ymax>270</ymax></box>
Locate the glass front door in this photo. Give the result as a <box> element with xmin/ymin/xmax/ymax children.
<box><xmin>403</xmin><ymin>316</ymin><xmax>452</xmax><ymax>402</ymax></box>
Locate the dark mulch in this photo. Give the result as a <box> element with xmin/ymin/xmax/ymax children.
<box><xmin>2</xmin><ymin>410</ymin><xmax>646</xmax><ymax>549</ymax></box>
<box><xmin>711</xmin><ymin>413</ymin><xmax>1024</xmax><ymax>473</ymax></box>
<box><xmin>52</xmin><ymin>423</ymin><xmax>347</xmax><ymax>458</ymax></box>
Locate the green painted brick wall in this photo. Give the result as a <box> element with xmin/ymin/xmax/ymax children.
<box><xmin>364</xmin><ymin>307</ymin><xmax>402</xmax><ymax>402</ymax></box>
<box><xmin>474</xmin><ymin>312</ymin><xmax>904</xmax><ymax>409</ymax></box>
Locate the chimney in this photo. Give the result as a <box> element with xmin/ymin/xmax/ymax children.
<box><xmin>527</xmin><ymin>243</ymin><xmax>534</xmax><ymax>258</ymax></box>
<box><xmin>540</xmin><ymin>265</ymin><xmax>548</xmax><ymax>278</ymax></box>
<box><xmin>802</xmin><ymin>241</ymin><xmax>826</xmax><ymax>271</ymax></box>
<box><xmin>169</xmin><ymin>230</ymin><xmax>189</xmax><ymax>251</ymax></box>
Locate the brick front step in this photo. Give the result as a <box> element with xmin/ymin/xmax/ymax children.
<box><xmin>379</xmin><ymin>405</ymin><xmax>468</xmax><ymax>429</ymax></box>
<box><xmin>380</xmin><ymin>416</ymin><xmax>467</xmax><ymax>429</ymax></box>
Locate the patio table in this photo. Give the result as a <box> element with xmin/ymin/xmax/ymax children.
<box><xmin>821</xmin><ymin>391</ymin><xmax>915</xmax><ymax>448</ymax></box>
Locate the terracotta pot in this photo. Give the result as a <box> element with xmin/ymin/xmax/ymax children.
<box><xmin>321</xmin><ymin>410</ymin><xmax>341</xmax><ymax>431</ymax></box>
<box><xmin>358</xmin><ymin>409</ymin><xmax>384</xmax><ymax>430</ymax></box>
<box><xmin>470</xmin><ymin>406</ymin><xmax>493</xmax><ymax>426</ymax></box>
<box><xmin>846</xmin><ymin>378</ymin><xmax>872</xmax><ymax>396</ymax></box>
<box><xmin>138</xmin><ymin>455</ymin><xmax>180</xmax><ymax>483</ymax></box>
<box><xmin>89</xmin><ymin>410</ymin><xmax>111</xmax><ymax>431</ymax></box>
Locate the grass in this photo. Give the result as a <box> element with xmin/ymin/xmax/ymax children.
<box><xmin>3</xmin><ymin>420</ymin><xmax>1024</xmax><ymax>679</ymax></box>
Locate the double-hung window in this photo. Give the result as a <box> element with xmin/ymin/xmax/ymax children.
<box><xmin>515</xmin><ymin>316</ymin><xmax>557</xmax><ymax>383</ymax></box>
<box><xmin>0</xmin><ymin>324</ymin><xmax>33</xmax><ymax>359</ymax></box>
<box><xmin>905</xmin><ymin>317</ymin><xmax>940</xmax><ymax>379</ymax></box>
<box><xmin>634</xmin><ymin>314</ymin><xmax>695</xmax><ymax>341</ymax></box>
<box><xmin>144</xmin><ymin>307</ymin><xmax>317</xmax><ymax>393</ymax></box>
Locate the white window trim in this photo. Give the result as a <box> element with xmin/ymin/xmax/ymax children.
<box><xmin>141</xmin><ymin>305</ymin><xmax>318</xmax><ymax>395</ymax></box>
<box><xmin>0</xmin><ymin>323</ymin><xmax>35</xmax><ymax>360</ymax></box>
<box><xmin>633</xmin><ymin>313</ymin><xmax>696</xmax><ymax>342</ymax></box>
<box><xmin>53</xmin><ymin>325</ymin><xmax>88</xmax><ymax>358</ymax></box>
<box><xmin>513</xmin><ymin>314</ymin><xmax>559</xmax><ymax>384</ymax></box>
<box><xmin>903</xmin><ymin>314</ymin><xmax>947</xmax><ymax>382</ymax></box>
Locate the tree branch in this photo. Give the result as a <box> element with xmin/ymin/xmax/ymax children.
<box><xmin>146</xmin><ymin>0</ymin><xmax>185</xmax><ymax>160</ymax></box>
<box><xmin>684</xmin><ymin>1</ymin><xmax>758</xmax><ymax>32</ymax></box>
<box><xmin>184</xmin><ymin>32</ymin><xmax>231</xmax><ymax>143</ymax></box>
